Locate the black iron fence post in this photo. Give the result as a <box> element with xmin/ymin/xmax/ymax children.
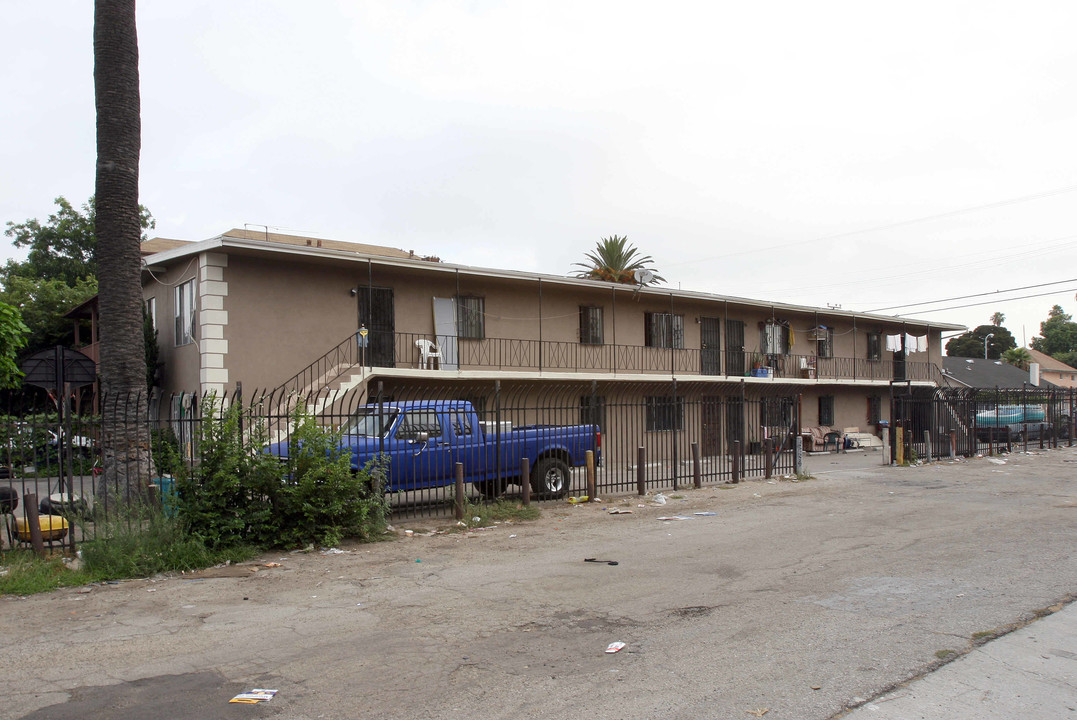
<box><xmin>636</xmin><ymin>446</ymin><xmax>646</xmax><ymax>496</ymax></box>
<box><xmin>454</xmin><ymin>462</ymin><xmax>465</xmax><ymax>521</ymax></box>
<box><xmin>586</xmin><ymin>450</ymin><xmax>596</xmax><ymax>500</ymax></box>
<box><xmin>692</xmin><ymin>442</ymin><xmax>701</xmax><ymax>489</ymax></box>
<box><xmin>521</xmin><ymin>457</ymin><xmax>531</xmax><ymax>506</ymax></box>
<box><xmin>671</xmin><ymin>378</ymin><xmax>679</xmax><ymax>491</ymax></box>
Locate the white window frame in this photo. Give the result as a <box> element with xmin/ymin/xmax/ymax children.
<box><xmin>175</xmin><ymin>279</ymin><xmax>196</xmax><ymax>346</ymax></box>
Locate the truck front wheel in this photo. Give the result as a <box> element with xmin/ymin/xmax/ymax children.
<box><xmin>531</xmin><ymin>457</ymin><xmax>570</xmax><ymax>499</ymax></box>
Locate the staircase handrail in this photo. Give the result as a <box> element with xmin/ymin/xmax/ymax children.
<box><xmin>273</xmin><ymin>330</ymin><xmax>361</xmax><ymax>398</ymax></box>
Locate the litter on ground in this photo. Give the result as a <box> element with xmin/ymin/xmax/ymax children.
<box><xmin>229</xmin><ymin>689</ymin><xmax>279</xmax><ymax>704</ymax></box>
<box><xmin>605</xmin><ymin>642</ymin><xmax>626</xmax><ymax>654</ymax></box>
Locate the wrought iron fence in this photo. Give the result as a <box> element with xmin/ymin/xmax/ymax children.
<box><xmin>1</xmin><ymin>380</ymin><xmax>807</xmax><ymax>551</ymax></box>
<box><xmin>6</xmin><ymin>380</ymin><xmax>1073</xmax><ymax>552</ymax></box>
<box><xmin>890</xmin><ymin>386</ymin><xmax>1076</xmax><ymax>461</ymax></box>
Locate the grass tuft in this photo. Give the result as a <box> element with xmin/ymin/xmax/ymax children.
<box><xmin>0</xmin><ymin>551</ymin><xmax>95</xmax><ymax>596</ymax></box>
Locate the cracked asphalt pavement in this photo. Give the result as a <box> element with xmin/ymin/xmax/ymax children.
<box><xmin>3</xmin><ymin>448</ymin><xmax>1075</xmax><ymax>719</ymax></box>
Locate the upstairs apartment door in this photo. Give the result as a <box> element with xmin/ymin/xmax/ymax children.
<box><xmin>701</xmin><ymin>317</ymin><xmax>722</xmax><ymax>375</ymax></box>
<box><xmin>357</xmin><ymin>286</ymin><xmax>395</xmax><ymax>368</ymax></box>
<box><xmin>725</xmin><ymin>319</ymin><xmax>745</xmax><ymax>376</ymax></box>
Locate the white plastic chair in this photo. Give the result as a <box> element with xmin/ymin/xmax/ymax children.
<box><xmin>415</xmin><ymin>339</ymin><xmax>442</xmax><ymax>369</ymax></box>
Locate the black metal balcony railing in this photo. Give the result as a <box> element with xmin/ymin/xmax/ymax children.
<box><xmin>276</xmin><ymin>329</ymin><xmax>944</xmax><ymax>397</ymax></box>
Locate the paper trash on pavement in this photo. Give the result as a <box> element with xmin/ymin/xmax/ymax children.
<box><xmin>229</xmin><ymin>689</ymin><xmax>279</xmax><ymax>704</ymax></box>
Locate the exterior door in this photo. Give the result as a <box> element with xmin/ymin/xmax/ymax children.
<box><xmin>725</xmin><ymin>319</ymin><xmax>745</xmax><ymax>376</ymax></box>
<box><xmin>701</xmin><ymin>317</ymin><xmax>721</xmax><ymax>375</ymax></box>
<box><xmin>389</xmin><ymin>408</ymin><xmax>453</xmax><ymax>490</ymax></box>
<box><xmin>357</xmin><ymin>286</ymin><xmax>395</xmax><ymax>368</ymax></box>
<box><xmin>701</xmin><ymin>395</ymin><xmax>722</xmax><ymax>455</ymax></box>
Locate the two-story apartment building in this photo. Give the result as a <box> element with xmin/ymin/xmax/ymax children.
<box><xmin>141</xmin><ymin>229</ymin><xmax>962</xmax><ymax>472</ymax></box>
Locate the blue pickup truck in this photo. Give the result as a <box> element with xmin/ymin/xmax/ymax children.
<box><xmin>274</xmin><ymin>400</ymin><xmax>600</xmax><ymax>499</ymax></box>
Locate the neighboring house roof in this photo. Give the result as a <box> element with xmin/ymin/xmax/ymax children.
<box><xmin>141</xmin><ymin>237</ymin><xmax>193</xmax><ymax>255</ymax></box>
<box><xmin>141</xmin><ymin>229</ymin><xmax>965</xmax><ymax>334</ymax></box>
<box><xmin>942</xmin><ymin>357</ymin><xmax>1056</xmax><ymax>389</ymax></box>
<box><xmin>1026</xmin><ymin>347</ymin><xmax>1077</xmax><ymax>373</ymax></box>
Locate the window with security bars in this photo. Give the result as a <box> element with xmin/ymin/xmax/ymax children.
<box><xmin>816</xmin><ymin>327</ymin><xmax>834</xmax><ymax>358</ymax></box>
<box><xmin>579</xmin><ymin>306</ymin><xmax>603</xmax><ymax>345</ymax></box>
<box><xmin>761</xmin><ymin>397</ymin><xmax>793</xmax><ymax>427</ymax></box>
<box><xmin>456</xmin><ymin>296</ymin><xmax>485</xmax><ymax>339</ymax></box>
<box><xmin>818</xmin><ymin>395</ymin><xmax>835</xmax><ymax>426</ymax></box>
<box><xmin>867</xmin><ymin>395</ymin><xmax>882</xmax><ymax>426</ymax></box>
<box><xmin>762</xmin><ymin>322</ymin><xmax>789</xmax><ymax>355</ymax></box>
<box><xmin>645</xmin><ymin>312</ymin><xmax>684</xmax><ymax>349</ymax></box>
<box><xmin>645</xmin><ymin>395</ymin><xmax>684</xmax><ymax>431</ymax></box>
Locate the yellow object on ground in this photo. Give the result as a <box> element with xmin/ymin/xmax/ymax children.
<box><xmin>15</xmin><ymin>514</ymin><xmax>69</xmax><ymax>542</ymax></box>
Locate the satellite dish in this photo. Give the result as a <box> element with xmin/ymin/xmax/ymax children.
<box><xmin>633</xmin><ymin>269</ymin><xmax>655</xmax><ymax>285</ymax></box>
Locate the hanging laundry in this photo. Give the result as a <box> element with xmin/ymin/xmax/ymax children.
<box><xmin>886</xmin><ymin>334</ymin><xmax>902</xmax><ymax>352</ymax></box>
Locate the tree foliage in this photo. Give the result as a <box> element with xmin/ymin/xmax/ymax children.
<box><xmin>3</xmin><ymin>196</ymin><xmax>154</xmax><ymax>287</ymax></box>
<box><xmin>1</xmin><ymin>195</ymin><xmax>153</xmax><ymax>358</ymax></box>
<box><xmin>573</xmin><ymin>235</ymin><xmax>665</xmax><ymax>284</ymax></box>
<box><xmin>1030</xmin><ymin>305</ymin><xmax>1077</xmax><ymax>358</ymax></box>
<box><xmin>1001</xmin><ymin>347</ymin><xmax>1031</xmax><ymax>370</ymax></box>
<box><xmin>945</xmin><ymin>324</ymin><xmax>1016</xmax><ymax>359</ymax></box>
<box><xmin>0</xmin><ymin>275</ymin><xmax>98</xmax><ymax>354</ymax></box>
<box><xmin>989</xmin><ymin>311</ymin><xmax>1005</xmax><ymax>327</ymax></box>
<box><xmin>0</xmin><ymin>301</ymin><xmax>30</xmax><ymax>388</ymax></box>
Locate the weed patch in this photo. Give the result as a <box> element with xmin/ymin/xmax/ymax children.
<box><xmin>0</xmin><ymin>551</ymin><xmax>94</xmax><ymax>595</ymax></box>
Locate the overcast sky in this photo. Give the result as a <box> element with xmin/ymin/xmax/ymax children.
<box><xmin>3</xmin><ymin>1</ymin><xmax>1076</xmax><ymax>349</ymax></box>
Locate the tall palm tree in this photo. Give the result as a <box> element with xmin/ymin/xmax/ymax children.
<box><xmin>95</xmin><ymin>0</ymin><xmax>152</xmax><ymax>504</ymax></box>
<box><xmin>573</xmin><ymin>235</ymin><xmax>665</xmax><ymax>285</ymax></box>
<box><xmin>990</xmin><ymin>311</ymin><xmax>1005</xmax><ymax>327</ymax></box>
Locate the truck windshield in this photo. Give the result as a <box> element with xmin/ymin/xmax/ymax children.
<box><xmin>342</xmin><ymin>409</ymin><xmax>398</xmax><ymax>438</ymax></box>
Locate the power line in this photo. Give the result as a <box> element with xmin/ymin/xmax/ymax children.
<box><xmin>896</xmin><ymin>287</ymin><xmax>1077</xmax><ymax>316</ymax></box>
<box><xmin>664</xmin><ymin>182</ymin><xmax>1077</xmax><ymax>268</ymax></box>
<box><xmin>866</xmin><ymin>278</ymin><xmax>1077</xmax><ymax>313</ymax></box>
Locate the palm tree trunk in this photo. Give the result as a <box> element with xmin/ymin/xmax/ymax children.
<box><xmin>94</xmin><ymin>0</ymin><xmax>153</xmax><ymax>508</ymax></box>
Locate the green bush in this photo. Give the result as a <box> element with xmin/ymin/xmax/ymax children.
<box><xmin>175</xmin><ymin>396</ymin><xmax>281</xmax><ymax>549</ymax></box>
<box><xmin>150</xmin><ymin>426</ymin><xmax>183</xmax><ymax>478</ymax></box>
<box><xmin>175</xmin><ymin>397</ymin><xmax>389</xmax><ymax>550</ymax></box>
<box><xmin>275</xmin><ymin>410</ymin><xmax>390</xmax><ymax>547</ymax></box>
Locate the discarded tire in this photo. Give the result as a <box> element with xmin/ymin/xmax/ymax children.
<box><xmin>0</xmin><ymin>486</ymin><xmax>17</xmax><ymax>513</ymax></box>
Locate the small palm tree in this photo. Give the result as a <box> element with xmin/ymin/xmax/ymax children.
<box><xmin>573</xmin><ymin>235</ymin><xmax>665</xmax><ymax>285</ymax></box>
<box><xmin>1002</xmin><ymin>347</ymin><xmax>1031</xmax><ymax>370</ymax></box>
<box><xmin>990</xmin><ymin>312</ymin><xmax>1005</xmax><ymax>327</ymax></box>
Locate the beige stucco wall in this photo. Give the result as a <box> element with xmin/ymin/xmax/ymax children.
<box><xmin>142</xmin><ymin>245</ymin><xmax>949</xmax><ymax>402</ymax></box>
<box><xmin>143</xmin><ymin>261</ymin><xmax>201</xmax><ymax>394</ymax></box>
